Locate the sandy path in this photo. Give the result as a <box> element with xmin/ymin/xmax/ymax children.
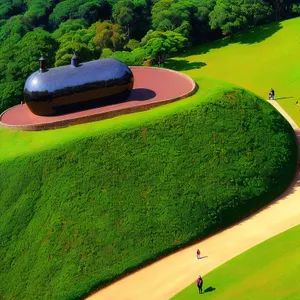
<box><xmin>86</xmin><ymin>101</ymin><xmax>300</xmax><ymax>300</ymax></box>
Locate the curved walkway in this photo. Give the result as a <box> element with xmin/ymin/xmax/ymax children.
<box><xmin>86</xmin><ymin>100</ymin><xmax>300</xmax><ymax>300</ymax></box>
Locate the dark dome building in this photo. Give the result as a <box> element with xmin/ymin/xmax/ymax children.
<box><xmin>24</xmin><ymin>56</ymin><xmax>134</xmax><ymax>116</ymax></box>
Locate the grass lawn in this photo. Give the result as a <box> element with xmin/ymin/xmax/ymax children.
<box><xmin>172</xmin><ymin>225</ymin><xmax>300</xmax><ymax>300</ymax></box>
<box><xmin>166</xmin><ymin>17</ymin><xmax>300</xmax><ymax>126</ymax></box>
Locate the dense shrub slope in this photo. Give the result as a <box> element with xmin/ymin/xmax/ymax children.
<box><xmin>0</xmin><ymin>88</ymin><xmax>297</xmax><ymax>299</ymax></box>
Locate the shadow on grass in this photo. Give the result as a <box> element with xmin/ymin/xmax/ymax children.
<box><xmin>180</xmin><ymin>21</ymin><xmax>283</xmax><ymax>57</ymax></box>
<box><xmin>163</xmin><ymin>60</ymin><xmax>206</xmax><ymax>71</ymax></box>
<box><xmin>204</xmin><ymin>286</ymin><xmax>216</xmax><ymax>293</ymax></box>
<box><xmin>275</xmin><ymin>97</ymin><xmax>294</xmax><ymax>100</ymax></box>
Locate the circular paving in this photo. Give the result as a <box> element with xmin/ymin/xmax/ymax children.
<box><xmin>0</xmin><ymin>67</ymin><xmax>196</xmax><ymax>131</ymax></box>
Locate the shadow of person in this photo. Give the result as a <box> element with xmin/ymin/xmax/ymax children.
<box><xmin>204</xmin><ymin>286</ymin><xmax>216</xmax><ymax>293</ymax></box>
<box><xmin>275</xmin><ymin>97</ymin><xmax>294</xmax><ymax>100</ymax></box>
<box><xmin>199</xmin><ymin>256</ymin><xmax>208</xmax><ymax>259</ymax></box>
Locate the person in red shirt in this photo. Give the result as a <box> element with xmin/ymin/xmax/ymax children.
<box><xmin>196</xmin><ymin>249</ymin><xmax>201</xmax><ymax>259</ymax></box>
<box><xmin>196</xmin><ymin>275</ymin><xmax>203</xmax><ymax>294</ymax></box>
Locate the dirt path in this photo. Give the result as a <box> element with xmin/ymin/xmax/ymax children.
<box><xmin>86</xmin><ymin>101</ymin><xmax>300</xmax><ymax>300</ymax></box>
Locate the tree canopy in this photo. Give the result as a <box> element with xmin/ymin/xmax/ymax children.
<box><xmin>209</xmin><ymin>0</ymin><xmax>271</xmax><ymax>34</ymax></box>
<box><xmin>141</xmin><ymin>30</ymin><xmax>188</xmax><ymax>65</ymax></box>
<box><xmin>0</xmin><ymin>0</ymin><xmax>298</xmax><ymax>112</ymax></box>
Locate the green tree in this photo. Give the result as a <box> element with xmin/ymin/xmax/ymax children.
<box><xmin>151</xmin><ymin>0</ymin><xmax>198</xmax><ymax>38</ymax></box>
<box><xmin>52</xmin><ymin>19</ymin><xmax>87</xmax><ymax>39</ymax></box>
<box><xmin>12</xmin><ymin>28</ymin><xmax>57</xmax><ymax>77</ymax></box>
<box><xmin>112</xmin><ymin>0</ymin><xmax>150</xmax><ymax>39</ymax></box>
<box><xmin>94</xmin><ymin>21</ymin><xmax>127</xmax><ymax>51</ymax></box>
<box><xmin>55</xmin><ymin>25</ymin><xmax>100</xmax><ymax>66</ymax></box>
<box><xmin>49</xmin><ymin>0</ymin><xmax>111</xmax><ymax>29</ymax></box>
<box><xmin>55</xmin><ymin>42</ymin><xmax>94</xmax><ymax>66</ymax></box>
<box><xmin>112</xmin><ymin>0</ymin><xmax>134</xmax><ymax>37</ymax></box>
<box><xmin>292</xmin><ymin>3</ymin><xmax>300</xmax><ymax>14</ymax></box>
<box><xmin>124</xmin><ymin>39</ymin><xmax>140</xmax><ymax>51</ymax></box>
<box><xmin>0</xmin><ymin>15</ymin><xmax>31</xmax><ymax>42</ymax></box>
<box><xmin>0</xmin><ymin>81</ymin><xmax>23</xmax><ymax>112</ymax></box>
<box><xmin>264</xmin><ymin>0</ymin><xmax>298</xmax><ymax>21</ymax></box>
<box><xmin>0</xmin><ymin>28</ymin><xmax>57</xmax><ymax>112</ymax></box>
<box><xmin>191</xmin><ymin>0</ymin><xmax>217</xmax><ymax>43</ymax></box>
<box><xmin>24</xmin><ymin>0</ymin><xmax>55</xmax><ymax>26</ymax></box>
<box><xmin>131</xmin><ymin>0</ymin><xmax>151</xmax><ymax>39</ymax></box>
<box><xmin>110</xmin><ymin>47</ymin><xmax>147</xmax><ymax>65</ymax></box>
<box><xmin>0</xmin><ymin>0</ymin><xmax>26</xmax><ymax>19</ymax></box>
<box><xmin>209</xmin><ymin>0</ymin><xmax>270</xmax><ymax>34</ymax></box>
<box><xmin>0</xmin><ymin>28</ymin><xmax>57</xmax><ymax>82</ymax></box>
<box><xmin>141</xmin><ymin>30</ymin><xmax>187</xmax><ymax>66</ymax></box>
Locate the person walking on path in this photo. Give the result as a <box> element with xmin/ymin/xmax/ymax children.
<box><xmin>196</xmin><ymin>275</ymin><xmax>203</xmax><ymax>294</ymax></box>
<box><xmin>196</xmin><ymin>249</ymin><xmax>201</xmax><ymax>259</ymax></box>
<box><xmin>269</xmin><ymin>88</ymin><xmax>275</xmax><ymax>100</ymax></box>
<box><xmin>271</xmin><ymin>88</ymin><xmax>275</xmax><ymax>99</ymax></box>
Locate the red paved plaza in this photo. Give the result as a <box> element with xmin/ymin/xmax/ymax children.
<box><xmin>0</xmin><ymin>67</ymin><xmax>196</xmax><ymax>130</ymax></box>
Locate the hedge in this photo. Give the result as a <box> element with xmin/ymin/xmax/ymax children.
<box><xmin>0</xmin><ymin>88</ymin><xmax>297</xmax><ymax>299</ymax></box>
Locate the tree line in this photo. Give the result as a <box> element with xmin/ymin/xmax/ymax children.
<box><xmin>0</xmin><ymin>0</ymin><xmax>299</xmax><ymax>112</ymax></box>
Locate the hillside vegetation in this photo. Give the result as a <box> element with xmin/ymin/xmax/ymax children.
<box><xmin>0</xmin><ymin>83</ymin><xmax>297</xmax><ymax>299</ymax></box>
<box><xmin>173</xmin><ymin>224</ymin><xmax>300</xmax><ymax>300</ymax></box>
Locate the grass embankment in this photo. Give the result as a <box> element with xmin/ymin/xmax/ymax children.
<box><xmin>0</xmin><ymin>77</ymin><xmax>218</xmax><ymax>163</ymax></box>
<box><xmin>166</xmin><ymin>17</ymin><xmax>300</xmax><ymax>125</ymax></box>
<box><xmin>0</xmin><ymin>81</ymin><xmax>297</xmax><ymax>299</ymax></box>
<box><xmin>173</xmin><ymin>225</ymin><xmax>300</xmax><ymax>300</ymax></box>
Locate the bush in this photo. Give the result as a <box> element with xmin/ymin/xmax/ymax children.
<box><xmin>124</xmin><ymin>39</ymin><xmax>140</xmax><ymax>51</ymax></box>
<box><xmin>110</xmin><ymin>47</ymin><xmax>147</xmax><ymax>65</ymax></box>
<box><xmin>0</xmin><ymin>88</ymin><xmax>297</xmax><ymax>299</ymax></box>
<box><xmin>100</xmin><ymin>47</ymin><xmax>113</xmax><ymax>58</ymax></box>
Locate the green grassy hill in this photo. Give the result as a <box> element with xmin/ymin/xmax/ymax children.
<box><xmin>1</xmin><ymin>17</ymin><xmax>300</xmax><ymax>300</ymax></box>
<box><xmin>166</xmin><ymin>17</ymin><xmax>300</xmax><ymax>125</ymax></box>
<box><xmin>0</xmin><ymin>76</ymin><xmax>297</xmax><ymax>299</ymax></box>
<box><xmin>173</xmin><ymin>225</ymin><xmax>300</xmax><ymax>300</ymax></box>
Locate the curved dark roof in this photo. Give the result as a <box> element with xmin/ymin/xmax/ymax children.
<box><xmin>24</xmin><ymin>58</ymin><xmax>132</xmax><ymax>93</ymax></box>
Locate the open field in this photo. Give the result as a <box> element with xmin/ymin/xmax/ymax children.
<box><xmin>166</xmin><ymin>17</ymin><xmax>300</xmax><ymax>125</ymax></box>
<box><xmin>173</xmin><ymin>224</ymin><xmax>300</xmax><ymax>300</ymax></box>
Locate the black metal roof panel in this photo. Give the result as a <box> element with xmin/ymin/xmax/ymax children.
<box><xmin>24</xmin><ymin>58</ymin><xmax>132</xmax><ymax>93</ymax></box>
